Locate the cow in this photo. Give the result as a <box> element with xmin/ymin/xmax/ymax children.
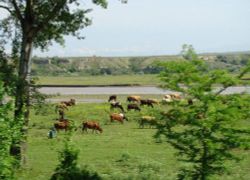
<box><xmin>127</xmin><ymin>95</ymin><xmax>141</xmax><ymax>103</ymax></box>
<box><xmin>162</xmin><ymin>97</ymin><xmax>173</xmax><ymax>104</ymax></box>
<box><xmin>139</xmin><ymin>116</ymin><xmax>157</xmax><ymax>128</ymax></box>
<box><xmin>110</xmin><ymin>113</ymin><xmax>128</xmax><ymax>124</ymax></box>
<box><xmin>162</xmin><ymin>94</ymin><xmax>178</xmax><ymax>103</ymax></box>
<box><xmin>170</xmin><ymin>93</ymin><xmax>181</xmax><ymax>100</ymax></box>
<box><xmin>148</xmin><ymin>99</ymin><xmax>159</xmax><ymax>104</ymax></box>
<box><xmin>61</xmin><ymin>99</ymin><xmax>76</xmax><ymax>106</ymax></box>
<box><xmin>82</xmin><ymin>121</ymin><xmax>103</xmax><ymax>133</ymax></box>
<box><xmin>54</xmin><ymin>119</ymin><xmax>70</xmax><ymax>131</ymax></box>
<box><xmin>108</xmin><ymin>95</ymin><xmax>117</xmax><ymax>102</ymax></box>
<box><xmin>140</xmin><ymin>99</ymin><xmax>154</xmax><ymax>108</ymax></box>
<box><xmin>127</xmin><ymin>103</ymin><xmax>141</xmax><ymax>111</ymax></box>
<box><xmin>55</xmin><ymin>103</ymin><xmax>68</xmax><ymax>119</ymax></box>
<box><xmin>110</xmin><ymin>101</ymin><xmax>125</xmax><ymax>112</ymax></box>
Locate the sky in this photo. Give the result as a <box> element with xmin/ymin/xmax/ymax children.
<box><xmin>1</xmin><ymin>0</ymin><xmax>250</xmax><ymax>57</ymax></box>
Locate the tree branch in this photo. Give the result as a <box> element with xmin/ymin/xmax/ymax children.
<box><xmin>10</xmin><ymin>0</ymin><xmax>24</xmax><ymax>25</ymax></box>
<box><xmin>214</xmin><ymin>84</ymin><xmax>231</xmax><ymax>96</ymax></box>
<box><xmin>0</xmin><ymin>5</ymin><xmax>13</xmax><ymax>14</ymax></box>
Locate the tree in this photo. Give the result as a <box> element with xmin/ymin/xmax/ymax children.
<box><xmin>156</xmin><ymin>51</ymin><xmax>250</xmax><ymax>179</ymax></box>
<box><xmin>181</xmin><ymin>44</ymin><xmax>198</xmax><ymax>61</ymax></box>
<box><xmin>0</xmin><ymin>0</ymin><xmax>127</xmax><ymax>165</ymax></box>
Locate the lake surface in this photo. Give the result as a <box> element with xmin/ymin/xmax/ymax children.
<box><xmin>39</xmin><ymin>86</ymin><xmax>250</xmax><ymax>95</ymax></box>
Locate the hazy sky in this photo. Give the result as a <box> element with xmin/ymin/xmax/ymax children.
<box><xmin>1</xmin><ymin>0</ymin><xmax>250</xmax><ymax>57</ymax></box>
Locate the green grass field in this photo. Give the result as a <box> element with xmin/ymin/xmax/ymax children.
<box><xmin>36</xmin><ymin>74</ymin><xmax>161</xmax><ymax>86</ymax></box>
<box><xmin>18</xmin><ymin>103</ymin><xmax>250</xmax><ymax>180</ymax></box>
<box><xmin>36</xmin><ymin>73</ymin><xmax>249</xmax><ymax>86</ymax></box>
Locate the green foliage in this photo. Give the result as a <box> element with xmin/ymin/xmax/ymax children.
<box><xmin>0</xmin><ymin>49</ymin><xmax>17</xmax><ymax>96</ymax></box>
<box><xmin>51</xmin><ymin>136</ymin><xmax>101</xmax><ymax>180</ymax></box>
<box><xmin>0</xmin><ymin>81</ymin><xmax>15</xmax><ymax>179</ymax></box>
<box><xmin>156</xmin><ymin>49</ymin><xmax>250</xmax><ymax>179</ymax></box>
<box><xmin>181</xmin><ymin>44</ymin><xmax>198</xmax><ymax>61</ymax></box>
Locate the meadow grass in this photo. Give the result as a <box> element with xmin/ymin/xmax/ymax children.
<box><xmin>36</xmin><ymin>74</ymin><xmax>161</xmax><ymax>86</ymax></box>
<box><xmin>18</xmin><ymin>103</ymin><xmax>250</xmax><ymax>180</ymax></box>
<box><xmin>36</xmin><ymin>73</ymin><xmax>250</xmax><ymax>86</ymax></box>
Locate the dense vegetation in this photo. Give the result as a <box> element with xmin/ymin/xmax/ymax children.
<box><xmin>156</xmin><ymin>57</ymin><xmax>250</xmax><ymax>179</ymax></box>
<box><xmin>31</xmin><ymin>52</ymin><xmax>250</xmax><ymax>76</ymax></box>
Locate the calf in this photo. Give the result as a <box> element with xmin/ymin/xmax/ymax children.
<box><xmin>127</xmin><ymin>103</ymin><xmax>141</xmax><ymax>111</ymax></box>
<box><xmin>108</xmin><ymin>95</ymin><xmax>117</xmax><ymax>102</ymax></box>
<box><xmin>139</xmin><ymin>116</ymin><xmax>157</xmax><ymax>128</ymax></box>
<box><xmin>82</xmin><ymin>121</ymin><xmax>103</xmax><ymax>133</ymax></box>
<box><xmin>127</xmin><ymin>95</ymin><xmax>141</xmax><ymax>103</ymax></box>
<box><xmin>110</xmin><ymin>113</ymin><xmax>128</xmax><ymax>124</ymax></box>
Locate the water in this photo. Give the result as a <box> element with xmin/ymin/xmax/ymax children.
<box><xmin>39</xmin><ymin>86</ymin><xmax>250</xmax><ymax>95</ymax></box>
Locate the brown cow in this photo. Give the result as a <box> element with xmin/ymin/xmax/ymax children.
<box><xmin>140</xmin><ymin>99</ymin><xmax>154</xmax><ymax>108</ymax></box>
<box><xmin>110</xmin><ymin>113</ymin><xmax>128</xmax><ymax>124</ymax></box>
<box><xmin>54</xmin><ymin>119</ymin><xmax>70</xmax><ymax>131</ymax></box>
<box><xmin>61</xmin><ymin>99</ymin><xmax>76</xmax><ymax>106</ymax></box>
<box><xmin>127</xmin><ymin>103</ymin><xmax>141</xmax><ymax>111</ymax></box>
<box><xmin>82</xmin><ymin>121</ymin><xmax>103</xmax><ymax>133</ymax></box>
<box><xmin>127</xmin><ymin>95</ymin><xmax>141</xmax><ymax>103</ymax></box>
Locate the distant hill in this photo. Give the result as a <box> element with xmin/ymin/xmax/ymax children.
<box><xmin>32</xmin><ymin>51</ymin><xmax>250</xmax><ymax>76</ymax></box>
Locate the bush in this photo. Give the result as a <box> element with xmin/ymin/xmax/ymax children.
<box><xmin>51</xmin><ymin>137</ymin><xmax>101</xmax><ymax>180</ymax></box>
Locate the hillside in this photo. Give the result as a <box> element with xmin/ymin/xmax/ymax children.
<box><xmin>31</xmin><ymin>52</ymin><xmax>250</xmax><ymax>76</ymax></box>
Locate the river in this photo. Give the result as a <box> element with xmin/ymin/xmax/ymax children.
<box><xmin>39</xmin><ymin>86</ymin><xmax>250</xmax><ymax>95</ymax></box>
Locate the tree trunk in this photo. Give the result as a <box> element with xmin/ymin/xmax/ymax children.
<box><xmin>10</xmin><ymin>30</ymin><xmax>33</xmax><ymax>166</ymax></box>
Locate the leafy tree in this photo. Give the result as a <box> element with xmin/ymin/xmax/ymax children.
<box><xmin>181</xmin><ymin>44</ymin><xmax>198</xmax><ymax>61</ymax></box>
<box><xmin>0</xmin><ymin>0</ymin><xmax>123</xmax><ymax>164</ymax></box>
<box><xmin>156</xmin><ymin>52</ymin><xmax>250</xmax><ymax>179</ymax></box>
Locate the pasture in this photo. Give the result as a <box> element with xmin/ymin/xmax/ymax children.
<box><xmin>37</xmin><ymin>73</ymin><xmax>249</xmax><ymax>86</ymax></box>
<box><xmin>36</xmin><ymin>74</ymin><xmax>161</xmax><ymax>86</ymax></box>
<box><xmin>18</xmin><ymin>102</ymin><xmax>250</xmax><ymax>180</ymax></box>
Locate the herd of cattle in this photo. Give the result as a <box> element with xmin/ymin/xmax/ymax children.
<box><xmin>52</xmin><ymin>93</ymin><xmax>185</xmax><ymax>135</ymax></box>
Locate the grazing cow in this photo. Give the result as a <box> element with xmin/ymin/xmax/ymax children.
<box><xmin>127</xmin><ymin>95</ymin><xmax>141</xmax><ymax>103</ymax></box>
<box><xmin>61</xmin><ymin>99</ymin><xmax>76</xmax><ymax>106</ymax></box>
<box><xmin>139</xmin><ymin>116</ymin><xmax>157</xmax><ymax>128</ymax></box>
<box><xmin>110</xmin><ymin>101</ymin><xmax>125</xmax><ymax>112</ymax></box>
<box><xmin>140</xmin><ymin>99</ymin><xmax>154</xmax><ymax>108</ymax></box>
<box><xmin>110</xmin><ymin>113</ymin><xmax>128</xmax><ymax>124</ymax></box>
<box><xmin>55</xmin><ymin>103</ymin><xmax>68</xmax><ymax>119</ymax></box>
<box><xmin>148</xmin><ymin>99</ymin><xmax>159</xmax><ymax>104</ymax></box>
<box><xmin>108</xmin><ymin>95</ymin><xmax>117</xmax><ymax>102</ymax></box>
<box><xmin>54</xmin><ymin>119</ymin><xmax>70</xmax><ymax>131</ymax></box>
<box><xmin>170</xmin><ymin>93</ymin><xmax>181</xmax><ymax>100</ymax></box>
<box><xmin>127</xmin><ymin>103</ymin><xmax>141</xmax><ymax>111</ymax></box>
<box><xmin>162</xmin><ymin>94</ymin><xmax>173</xmax><ymax>102</ymax></box>
<box><xmin>82</xmin><ymin>121</ymin><xmax>103</xmax><ymax>133</ymax></box>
